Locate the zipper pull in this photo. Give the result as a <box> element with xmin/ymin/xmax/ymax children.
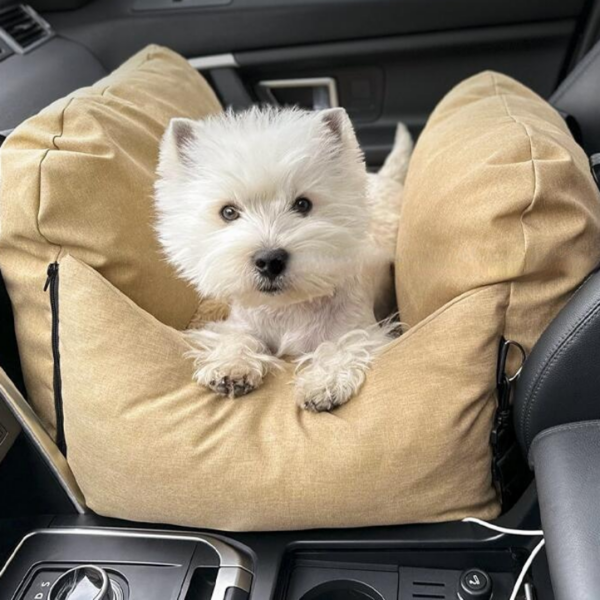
<box><xmin>44</xmin><ymin>262</ymin><xmax>58</xmax><ymax>292</ymax></box>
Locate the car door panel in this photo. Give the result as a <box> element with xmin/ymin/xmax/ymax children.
<box><xmin>234</xmin><ymin>21</ymin><xmax>573</xmax><ymax>165</ymax></box>
<box><xmin>18</xmin><ymin>0</ymin><xmax>584</xmax><ymax>167</ymax></box>
<box><xmin>45</xmin><ymin>0</ymin><xmax>585</xmax><ymax>72</ymax></box>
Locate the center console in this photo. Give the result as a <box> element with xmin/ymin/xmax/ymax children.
<box><xmin>0</xmin><ymin>527</ymin><xmax>253</xmax><ymax>600</ymax></box>
<box><xmin>0</xmin><ymin>495</ymin><xmax>546</xmax><ymax>600</ymax></box>
<box><xmin>278</xmin><ymin>549</ymin><xmax>517</xmax><ymax>600</ymax></box>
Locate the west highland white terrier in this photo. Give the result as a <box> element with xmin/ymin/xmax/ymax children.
<box><xmin>154</xmin><ymin>107</ymin><xmax>412</xmax><ymax>411</ymax></box>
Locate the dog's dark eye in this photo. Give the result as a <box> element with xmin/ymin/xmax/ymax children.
<box><xmin>292</xmin><ymin>197</ymin><xmax>312</xmax><ymax>215</ymax></box>
<box><xmin>220</xmin><ymin>205</ymin><xmax>240</xmax><ymax>222</ymax></box>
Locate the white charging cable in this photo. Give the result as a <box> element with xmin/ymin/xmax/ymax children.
<box><xmin>463</xmin><ymin>517</ymin><xmax>545</xmax><ymax>600</ymax></box>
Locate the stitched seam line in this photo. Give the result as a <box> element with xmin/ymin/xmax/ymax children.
<box><xmin>39</xmin><ymin>48</ymin><xmax>158</xmax><ymax>261</ymax></box>
<box><xmin>490</xmin><ymin>71</ymin><xmax>536</xmax><ymax>391</ymax></box>
<box><xmin>37</xmin><ymin>97</ymin><xmax>78</xmax><ymax>262</ymax></box>
<box><xmin>523</xmin><ymin>297</ymin><xmax>600</xmax><ymax>448</ymax></box>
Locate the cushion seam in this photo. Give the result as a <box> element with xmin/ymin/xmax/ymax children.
<box><xmin>37</xmin><ymin>97</ymin><xmax>78</xmax><ymax>262</ymax></box>
<box><xmin>38</xmin><ymin>49</ymin><xmax>158</xmax><ymax>260</ymax></box>
<box><xmin>490</xmin><ymin>71</ymin><xmax>534</xmax><ymax>285</ymax></box>
<box><xmin>364</xmin><ymin>282</ymin><xmax>509</xmax><ymax>357</ymax></box>
<box><xmin>490</xmin><ymin>71</ymin><xmax>537</xmax><ymax>365</ymax></box>
<box><xmin>97</xmin><ymin>46</ymin><xmax>157</xmax><ymax>97</ymax></box>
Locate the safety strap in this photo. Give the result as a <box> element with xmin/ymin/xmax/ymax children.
<box><xmin>590</xmin><ymin>153</ymin><xmax>600</xmax><ymax>189</ymax></box>
<box><xmin>491</xmin><ymin>338</ymin><xmax>531</xmax><ymax>509</ymax></box>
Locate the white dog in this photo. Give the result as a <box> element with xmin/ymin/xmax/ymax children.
<box><xmin>154</xmin><ymin>107</ymin><xmax>411</xmax><ymax>411</ymax></box>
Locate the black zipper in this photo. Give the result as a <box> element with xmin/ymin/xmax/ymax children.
<box><xmin>44</xmin><ymin>262</ymin><xmax>66</xmax><ymax>455</ymax></box>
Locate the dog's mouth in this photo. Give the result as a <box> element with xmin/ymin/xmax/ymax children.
<box><xmin>257</xmin><ymin>280</ymin><xmax>285</xmax><ymax>295</ymax></box>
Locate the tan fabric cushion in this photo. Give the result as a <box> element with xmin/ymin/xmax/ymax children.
<box><xmin>3</xmin><ymin>60</ymin><xmax>599</xmax><ymax>531</ymax></box>
<box><xmin>0</xmin><ymin>45</ymin><xmax>221</xmax><ymax>435</ymax></box>
<box><xmin>396</xmin><ymin>71</ymin><xmax>600</xmax><ymax>360</ymax></box>
<box><xmin>60</xmin><ymin>255</ymin><xmax>503</xmax><ymax>531</ymax></box>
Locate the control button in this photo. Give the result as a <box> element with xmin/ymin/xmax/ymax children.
<box><xmin>48</xmin><ymin>566</ymin><xmax>123</xmax><ymax>600</ymax></box>
<box><xmin>457</xmin><ymin>569</ymin><xmax>493</xmax><ymax>600</ymax></box>
<box><xmin>21</xmin><ymin>569</ymin><xmax>63</xmax><ymax>600</ymax></box>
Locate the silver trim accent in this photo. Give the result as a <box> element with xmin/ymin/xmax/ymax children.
<box><xmin>0</xmin><ymin>4</ymin><xmax>55</xmax><ymax>55</ymax></box>
<box><xmin>525</xmin><ymin>582</ymin><xmax>536</xmax><ymax>600</ymax></box>
<box><xmin>258</xmin><ymin>77</ymin><xmax>339</xmax><ymax>109</ymax></box>
<box><xmin>188</xmin><ymin>53</ymin><xmax>238</xmax><ymax>71</ymax></box>
<box><xmin>0</xmin><ymin>528</ymin><xmax>253</xmax><ymax>588</ymax></box>
<box><xmin>0</xmin><ymin>368</ymin><xmax>87</xmax><ymax>513</ymax></box>
<box><xmin>0</xmin><ymin>389</ymin><xmax>20</xmax><ymax>464</ymax></box>
<box><xmin>212</xmin><ymin>567</ymin><xmax>252</xmax><ymax>600</ymax></box>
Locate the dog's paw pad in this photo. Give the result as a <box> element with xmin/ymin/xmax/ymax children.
<box><xmin>209</xmin><ymin>376</ymin><xmax>255</xmax><ymax>399</ymax></box>
<box><xmin>301</xmin><ymin>393</ymin><xmax>340</xmax><ymax>413</ymax></box>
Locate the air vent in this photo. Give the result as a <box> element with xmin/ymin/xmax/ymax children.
<box><xmin>0</xmin><ymin>4</ymin><xmax>53</xmax><ymax>53</ymax></box>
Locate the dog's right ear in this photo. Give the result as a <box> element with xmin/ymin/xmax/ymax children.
<box><xmin>318</xmin><ymin>108</ymin><xmax>361</xmax><ymax>153</ymax></box>
<box><xmin>158</xmin><ymin>118</ymin><xmax>201</xmax><ymax>174</ymax></box>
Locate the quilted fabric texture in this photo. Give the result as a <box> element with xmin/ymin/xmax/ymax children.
<box><xmin>0</xmin><ymin>45</ymin><xmax>222</xmax><ymax>435</ymax></box>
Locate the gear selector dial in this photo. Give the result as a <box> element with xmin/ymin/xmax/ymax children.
<box><xmin>49</xmin><ymin>565</ymin><xmax>123</xmax><ymax>600</ymax></box>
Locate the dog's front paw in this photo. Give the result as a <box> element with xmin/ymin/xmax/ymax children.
<box><xmin>186</xmin><ymin>326</ymin><xmax>282</xmax><ymax>400</ymax></box>
<box><xmin>194</xmin><ymin>363</ymin><xmax>265</xmax><ymax>399</ymax></box>
<box><xmin>298</xmin><ymin>385</ymin><xmax>354</xmax><ymax>412</ymax></box>
<box><xmin>294</xmin><ymin>330</ymin><xmax>387</xmax><ymax>412</ymax></box>
<box><xmin>295</xmin><ymin>350</ymin><xmax>366</xmax><ymax>413</ymax></box>
<box><xmin>207</xmin><ymin>371</ymin><xmax>262</xmax><ymax>399</ymax></box>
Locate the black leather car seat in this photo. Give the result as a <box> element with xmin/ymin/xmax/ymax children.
<box><xmin>513</xmin><ymin>37</ymin><xmax>600</xmax><ymax>600</ymax></box>
<box><xmin>515</xmin><ymin>36</ymin><xmax>600</xmax><ymax>458</ymax></box>
<box><xmin>551</xmin><ymin>40</ymin><xmax>600</xmax><ymax>155</ymax></box>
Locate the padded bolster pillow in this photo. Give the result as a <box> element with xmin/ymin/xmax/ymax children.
<box><xmin>396</xmin><ymin>71</ymin><xmax>600</xmax><ymax>361</ymax></box>
<box><xmin>1</xmin><ymin>52</ymin><xmax>600</xmax><ymax>530</ymax></box>
<box><xmin>0</xmin><ymin>45</ymin><xmax>222</xmax><ymax>436</ymax></box>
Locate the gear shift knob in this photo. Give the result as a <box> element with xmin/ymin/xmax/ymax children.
<box><xmin>49</xmin><ymin>565</ymin><xmax>122</xmax><ymax>600</ymax></box>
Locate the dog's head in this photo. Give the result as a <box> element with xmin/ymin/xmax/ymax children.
<box><xmin>154</xmin><ymin>107</ymin><xmax>368</xmax><ymax>307</ymax></box>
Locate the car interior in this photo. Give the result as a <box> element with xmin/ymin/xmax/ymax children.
<box><xmin>1</xmin><ymin>1</ymin><xmax>600</xmax><ymax>599</ymax></box>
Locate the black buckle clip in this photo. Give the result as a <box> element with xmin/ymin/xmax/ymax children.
<box><xmin>491</xmin><ymin>338</ymin><xmax>526</xmax><ymax>501</ymax></box>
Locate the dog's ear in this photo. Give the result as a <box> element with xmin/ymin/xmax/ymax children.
<box><xmin>170</xmin><ymin>118</ymin><xmax>197</xmax><ymax>156</ymax></box>
<box><xmin>158</xmin><ymin>118</ymin><xmax>201</xmax><ymax>174</ymax></box>
<box><xmin>319</xmin><ymin>108</ymin><xmax>359</xmax><ymax>148</ymax></box>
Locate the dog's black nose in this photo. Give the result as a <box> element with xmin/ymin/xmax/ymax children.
<box><xmin>254</xmin><ymin>248</ymin><xmax>289</xmax><ymax>280</ymax></box>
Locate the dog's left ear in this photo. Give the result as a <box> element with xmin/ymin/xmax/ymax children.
<box><xmin>319</xmin><ymin>108</ymin><xmax>358</xmax><ymax>148</ymax></box>
<box><xmin>157</xmin><ymin>118</ymin><xmax>203</xmax><ymax>177</ymax></box>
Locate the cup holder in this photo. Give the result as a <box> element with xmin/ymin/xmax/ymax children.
<box><xmin>299</xmin><ymin>580</ymin><xmax>385</xmax><ymax>600</ymax></box>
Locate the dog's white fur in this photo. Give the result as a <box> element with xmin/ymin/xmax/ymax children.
<box><xmin>154</xmin><ymin>107</ymin><xmax>411</xmax><ymax>411</ymax></box>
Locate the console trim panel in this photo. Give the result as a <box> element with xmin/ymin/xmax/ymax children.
<box><xmin>0</xmin><ymin>528</ymin><xmax>253</xmax><ymax>597</ymax></box>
